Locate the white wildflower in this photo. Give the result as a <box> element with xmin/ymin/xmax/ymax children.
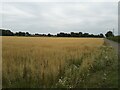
<box><xmin>104</xmin><ymin>73</ymin><xmax>107</xmax><ymax>76</ymax></box>
<box><xmin>59</xmin><ymin>79</ymin><xmax>62</xmax><ymax>83</ymax></box>
<box><xmin>105</xmin><ymin>56</ymin><xmax>108</xmax><ymax>59</ymax></box>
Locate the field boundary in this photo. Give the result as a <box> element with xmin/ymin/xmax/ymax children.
<box><xmin>104</xmin><ymin>38</ymin><xmax>119</xmax><ymax>55</ymax></box>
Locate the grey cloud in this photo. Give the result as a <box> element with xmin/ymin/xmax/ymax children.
<box><xmin>2</xmin><ymin>2</ymin><xmax>118</xmax><ymax>35</ymax></box>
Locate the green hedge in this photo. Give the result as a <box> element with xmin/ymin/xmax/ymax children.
<box><xmin>107</xmin><ymin>36</ymin><xmax>120</xmax><ymax>43</ymax></box>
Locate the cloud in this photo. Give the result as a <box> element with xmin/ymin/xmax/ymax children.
<box><xmin>1</xmin><ymin>3</ymin><xmax>36</xmax><ymax>21</ymax></box>
<box><xmin>2</xmin><ymin>0</ymin><xmax>119</xmax><ymax>2</ymax></box>
<box><xmin>1</xmin><ymin>2</ymin><xmax>118</xmax><ymax>35</ymax></box>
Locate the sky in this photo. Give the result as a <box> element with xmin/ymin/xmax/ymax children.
<box><xmin>0</xmin><ymin>1</ymin><xmax>118</xmax><ymax>35</ymax></box>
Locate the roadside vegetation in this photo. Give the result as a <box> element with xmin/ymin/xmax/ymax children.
<box><xmin>107</xmin><ymin>36</ymin><xmax>120</xmax><ymax>43</ymax></box>
<box><xmin>2</xmin><ymin>37</ymin><xmax>118</xmax><ymax>88</ymax></box>
<box><xmin>105</xmin><ymin>30</ymin><xmax>120</xmax><ymax>43</ymax></box>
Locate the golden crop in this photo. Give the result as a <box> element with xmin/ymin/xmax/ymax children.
<box><xmin>2</xmin><ymin>37</ymin><xmax>117</xmax><ymax>88</ymax></box>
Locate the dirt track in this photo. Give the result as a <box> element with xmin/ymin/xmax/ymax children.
<box><xmin>104</xmin><ymin>38</ymin><xmax>119</xmax><ymax>55</ymax></box>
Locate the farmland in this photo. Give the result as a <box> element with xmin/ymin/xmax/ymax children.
<box><xmin>2</xmin><ymin>37</ymin><xmax>118</xmax><ymax>88</ymax></box>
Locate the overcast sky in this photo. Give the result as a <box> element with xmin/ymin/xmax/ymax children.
<box><xmin>1</xmin><ymin>2</ymin><xmax>118</xmax><ymax>35</ymax></box>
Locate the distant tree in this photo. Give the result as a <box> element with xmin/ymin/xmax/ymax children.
<box><xmin>83</xmin><ymin>33</ymin><xmax>89</xmax><ymax>37</ymax></box>
<box><xmin>79</xmin><ymin>32</ymin><xmax>83</xmax><ymax>37</ymax></box>
<box><xmin>70</xmin><ymin>32</ymin><xmax>79</xmax><ymax>37</ymax></box>
<box><xmin>0</xmin><ymin>29</ymin><xmax>14</xmax><ymax>36</ymax></box>
<box><xmin>70</xmin><ymin>32</ymin><xmax>75</xmax><ymax>37</ymax></box>
<box><xmin>75</xmin><ymin>33</ymin><xmax>79</xmax><ymax>37</ymax></box>
<box><xmin>57</xmin><ymin>32</ymin><xmax>64</xmax><ymax>37</ymax></box>
<box><xmin>15</xmin><ymin>32</ymin><xmax>25</xmax><ymax>36</ymax></box>
<box><xmin>0</xmin><ymin>29</ymin><xmax>105</xmax><ymax>38</ymax></box>
<box><xmin>26</xmin><ymin>32</ymin><xmax>30</xmax><ymax>36</ymax></box>
<box><xmin>35</xmin><ymin>33</ymin><xmax>40</xmax><ymax>36</ymax></box>
<box><xmin>99</xmin><ymin>33</ymin><xmax>104</xmax><ymax>38</ymax></box>
<box><xmin>89</xmin><ymin>34</ymin><xmax>94</xmax><ymax>37</ymax></box>
<box><xmin>105</xmin><ymin>31</ymin><xmax>114</xmax><ymax>37</ymax></box>
<box><xmin>48</xmin><ymin>33</ymin><xmax>52</xmax><ymax>37</ymax></box>
<box><xmin>20</xmin><ymin>32</ymin><xmax>25</xmax><ymax>36</ymax></box>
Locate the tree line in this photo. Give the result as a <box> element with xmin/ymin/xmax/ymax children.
<box><xmin>0</xmin><ymin>29</ymin><xmax>114</xmax><ymax>38</ymax></box>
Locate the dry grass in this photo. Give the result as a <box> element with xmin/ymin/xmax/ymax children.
<box><xmin>2</xmin><ymin>37</ymin><xmax>117</xmax><ymax>88</ymax></box>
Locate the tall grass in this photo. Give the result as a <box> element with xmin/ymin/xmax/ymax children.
<box><xmin>2</xmin><ymin>37</ymin><xmax>118</xmax><ymax>88</ymax></box>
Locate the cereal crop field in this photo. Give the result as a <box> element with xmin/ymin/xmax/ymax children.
<box><xmin>2</xmin><ymin>37</ymin><xmax>118</xmax><ymax>88</ymax></box>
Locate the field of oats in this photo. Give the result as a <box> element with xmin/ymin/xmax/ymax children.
<box><xmin>2</xmin><ymin>37</ymin><xmax>118</xmax><ymax>88</ymax></box>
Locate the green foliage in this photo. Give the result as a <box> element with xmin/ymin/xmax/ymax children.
<box><xmin>107</xmin><ymin>36</ymin><xmax>120</xmax><ymax>43</ymax></box>
<box><xmin>55</xmin><ymin>46</ymin><xmax>118</xmax><ymax>88</ymax></box>
<box><xmin>105</xmin><ymin>31</ymin><xmax>114</xmax><ymax>37</ymax></box>
<box><xmin>1</xmin><ymin>29</ymin><xmax>104</xmax><ymax>38</ymax></box>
